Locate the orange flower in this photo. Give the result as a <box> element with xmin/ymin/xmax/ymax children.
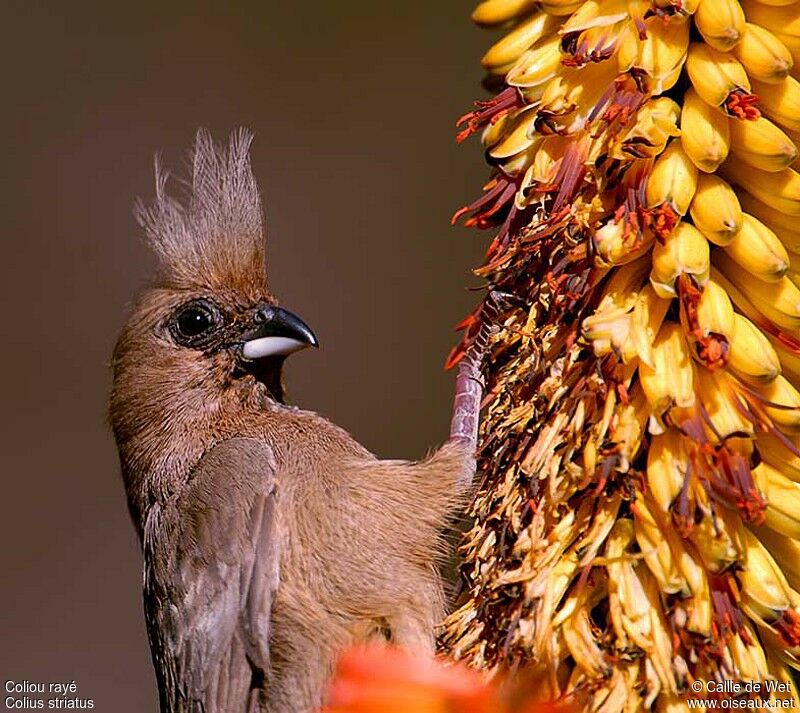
<box><xmin>323</xmin><ymin>646</ymin><xmax>497</xmax><ymax>713</ymax></box>
<box><xmin>323</xmin><ymin>646</ymin><xmax>575</xmax><ymax>713</ymax></box>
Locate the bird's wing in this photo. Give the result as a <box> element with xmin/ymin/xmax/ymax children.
<box><xmin>143</xmin><ymin>437</ymin><xmax>281</xmax><ymax>713</ymax></box>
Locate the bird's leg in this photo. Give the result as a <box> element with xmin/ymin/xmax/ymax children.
<box><xmin>449</xmin><ymin>291</ymin><xmax>507</xmax><ymax>480</ymax></box>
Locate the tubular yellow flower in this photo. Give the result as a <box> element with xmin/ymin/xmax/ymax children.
<box><xmin>733</xmin><ymin>23</ymin><xmax>793</xmax><ymax>84</ymax></box>
<box><xmin>689</xmin><ymin>174</ymin><xmax>741</xmax><ymax>245</ymax></box>
<box><xmin>482</xmin><ymin>12</ymin><xmax>560</xmax><ymax>71</ymax></box>
<box><xmin>729</xmin><ymin>114</ymin><xmax>798</xmax><ymax>172</ymax></box>
<box><xmin>695</xmin><ymin>0</ymin><xmax>745</xmax><ymax>51</ymax></box>
<box><xmin>646</xmin><ymin>430</ymin><xmax>688</xmax><ymax>511</ymax></box>
<box><xmin>693</xmin><ymin>366</ymin><xmax>755</xmax><ymax>438</ymax></box>
<box><xmin>742</xmin><ymin>0</ymin><xmax>800</xmax><ymax>45</ymax></box>
<box><xmin>759</xmin><ymin>374</ymin><xmax>800</xmax><ymax>431</ymax></box>
<box><xmin>685</xmin><ymin>42</ymin><xmax>759</xmax><ymax>118</ymax></box>
<box><xmin>739</xmin><ymin>190</ymin><xmax>800</xmax><ymax>240</ymax></box>
<box><xmin>690</xmin><ymin>501</ymin><xmax>746</xmax><ymax>574</ymax></box>
<box><xmin>541</xmin><ymin>0</ymin><xmax>584</xmax><ymax>16</ymax></box>
<box><xmin>728</xmin><ymin>313</ymin><xmax>781</xmax><ymax>383</ymax></box>
<box><xmin>506</xmin><ymin>35</ymin><xmax>564</xmax><ymax>89</ymax></box>
<box><xmin>739</xmin><ymin>529</ymin><xmax>796</xmax><ymax>621</ymax></box>
<box><xmin>639</xmin><ymin>321</ymin><xmax>696</xmax><ymax>414</ymax></box>
<box><xmin>722</xmin><ymin>213</ymin><xmax>789</xmax><ymax>282</ymax></box>
<box><xmin>649</xmin><ymin>222</ymin><xmax>709</xmax><ymax>298</ymax></box>
<box><xmin>633</xmin><ymin>493</ymin><xmax>689</xmax><ymax>594</ymax></box>
<box><xmin>680</xmin><ymin>88</ymin><xmax>731</xmax><ymax>173</ymax></box>
<box><xmin>645</xmin><ymin>140</ymin><xmax>698</xmax><ymax>221</ymax></box>
<box><xmin>472</xmin><ymin>0</ymin><xmax>538</xmax><ymax>26</ymax></box>
<box><xmin>714</xmin><ymin>250</ymin><xmax>800</xmax><ymax>329</ymax></box>
<box><xmin>583</xmin><ymin>264</ymin><xmax>670</xmax><ymax>365</ymax></box>
<box><xmin>752</xmin><ymin>76</ymin><xmax>800</xmax><ymax>133</ymax></box>
<box><xmin>608</xmin><ymin>96</ymin><xmax>681</xmax><ymax>160</ymax></box>
<box><xmin>754</xmin><ymin>462</ymin><xmax>800</xmax><ymax>539</ymax></box>
<box><xmin>487</xmin><ymin>109</ymin><xmax>539</xmax><ymax>161</ymax></box>
<box><xmin>721</xmin><ymin>156</ymin><xmax>800</xmax><ymax>215</ymax></box>
<box><xmin>617</xmin><ymin>16</ymin><xmax>690</xmax><ymax>94</ymax></box>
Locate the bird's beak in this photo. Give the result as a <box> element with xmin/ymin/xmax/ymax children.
<box><xmin>240</xmin><ymin>305</ymin><xmax>319</xmax><ymax>360</ymax></box>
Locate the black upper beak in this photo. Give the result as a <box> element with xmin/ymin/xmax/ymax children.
<box><xmin>240</xmin><ymin>305</ymin><xmax>318</xmax><ymax>360</ymax></box>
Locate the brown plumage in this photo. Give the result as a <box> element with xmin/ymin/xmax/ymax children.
<box><xmin>110</xmin><ymin>130</ymin><xmax>488</xmax><ymax>712</ymax></box>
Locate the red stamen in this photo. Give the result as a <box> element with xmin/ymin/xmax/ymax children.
<box><xmin>776</xmin><ymin>610</ymin><xmax>800</xmax><ymax>647</ymax></box>
<box><xmin>708</xmin><ymin>444</ymin><xmax>767</xmax><ymax>524</ymax></box>
<box><xmin>673</xmin><ymin>464</ymin><xmax>695</xmax><ymax>537</ymax></box>
<box><xmin>678</xmin><ymin>274</ymin><xmax>703</xmax><ymax>333</ymax></box>
<box><xmin>725</xmin><ymin>90</ymin><xmax>761</xmax><ymax>121</ymax></box>
<box><xmin>710</xmin><ymin>574</ymin><xmax>746</xmax><ymax>638</ymax></box>
<box><xmin>696</xmin><ymin>335</ymin><xmax>730</xmax><ymax>370</ymax></box>
<box><xmin>452</xmin><ymin>175</ymin><xmax>517</xmax><ymax>228</ymax></box>
<box><xmin>642</xmin><ymin>203</ymin><xmax>679</xmax><ymax>241</ymax></box>
<box><xmin>589</xmin><ymin>75</ymin><xmax>647</xmax><ymax>129</ymax></box>
<box><xmin>455</xmin><ymin>87</ymin><xmax>522</xmax><ymax>143</ymax></box>
<box><xmin>553</xmin><ymin>137</ymin><xmax>589</xmax><ymax>210</ymax></box>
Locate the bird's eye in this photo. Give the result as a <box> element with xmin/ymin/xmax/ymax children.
<box><xmin>170</xmin><ymin>300</ymin><xmax>221</xmax><ymax>346</ymax></box>
<box><xmin>177</xmin><ymin>306</ymin><xmax>213</xmax><ymax>336</ymax></box>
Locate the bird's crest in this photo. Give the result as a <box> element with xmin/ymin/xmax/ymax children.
<box><xmin>136</xmin><ymin>129</ymin><xmax>268</xmax><ymax>297</ymax></box>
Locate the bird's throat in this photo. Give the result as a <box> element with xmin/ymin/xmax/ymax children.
<box><xmin>242</xmin><ymin>355</ymin><xmax>286</xmax><ymax>403</ymax></box>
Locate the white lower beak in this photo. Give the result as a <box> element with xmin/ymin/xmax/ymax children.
<box><xmin>242</xmin><ymin>336</ymin><xmax>311</xmax><ymax>360</ymax></box>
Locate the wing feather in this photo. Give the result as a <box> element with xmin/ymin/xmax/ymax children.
<box><xmin>143</xmin><ymin>438</ymin><xmax>281</xmax><ymax>713</ymax></box>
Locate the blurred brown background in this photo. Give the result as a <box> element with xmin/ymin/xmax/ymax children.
<box><xmin>0</xmin><ymin>1</ymin><xmax>490</xmax><ymax>711</ymax></box>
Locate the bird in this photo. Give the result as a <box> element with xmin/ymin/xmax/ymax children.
<box><xmin>109</xmin><ymin>129</ymin><xmax>492</xmax><ymax>713</ymax></box>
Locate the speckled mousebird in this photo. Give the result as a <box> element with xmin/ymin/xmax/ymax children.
<box><xmin>109</xmin><ymin>129</ymin><xmax>492</xmax><ymax>713</ymax></box>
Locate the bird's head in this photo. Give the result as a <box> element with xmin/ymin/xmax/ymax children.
<box><xmin>110</xmin><ymin>130</ymin><xmax>316</xmax><ymax>511</ymax></box>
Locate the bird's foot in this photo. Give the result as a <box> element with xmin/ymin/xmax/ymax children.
<box><xmin>449</xmin><ymin>289</ymin><xmax>514</xmax><ymax>450</ymax></box>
